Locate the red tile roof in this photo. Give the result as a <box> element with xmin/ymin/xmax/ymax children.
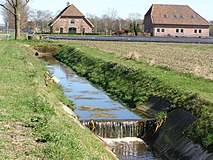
<box><xmin>61</xmin><ymin>4</ymin><xmax>84</xmax><ymax>17</ymax></box>
<box><xmin>49</xmin><ymin>4</ymin><xmax>93</xmax><ymax>27</ymax></box>
<box><xmin>146</xmin><ymin>4</ymin><xmax>211</xmax><ymax>26</ymax></box>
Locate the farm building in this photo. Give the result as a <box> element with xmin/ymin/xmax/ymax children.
<box><xmin>143</xmin><ymin>4</ymin><xmax>211</xmax><ymax>37</ymax></box>
<box><xmin>49</xmin><ymin>3</ymin><xmax>94</xmax><ymax>34</ymax></box>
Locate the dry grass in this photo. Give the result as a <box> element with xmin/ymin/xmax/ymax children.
<box><xmin>0</xmin><ymin>122</ymin><xmax>44</xmax><ymax>159</ymax></box>
<box><xmin>72</xmin><ymin>41</ymin><xmax>213</xmax><ymax>80</ymax></box>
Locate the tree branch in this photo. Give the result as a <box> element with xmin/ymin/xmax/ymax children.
<box><xmin>0</xmin><ymin>3</ymin><xmax>15</xmax><ymax>15</ymax></box>
<box><xmin>23</xmin><ymin>0</ymin><xmax>30</xmax><ymax>7</ymax></box>
<box><xmin>6</xmin><ymin>0</ymin><xmax>15</xmax><ymax>8</ymax></box>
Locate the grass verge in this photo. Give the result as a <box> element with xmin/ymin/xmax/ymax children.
<box><xmin>0</xmin><ymin>40</ymin><xmax>116</xmax><ymax>159</ymax></box>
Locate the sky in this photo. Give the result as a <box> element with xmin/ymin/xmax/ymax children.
<box><xmin>0</xmin><ymin>0</ymin><xmax>212</xmax><ymax>24</ymax></box>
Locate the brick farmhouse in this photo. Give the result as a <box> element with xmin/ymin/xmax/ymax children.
<box><xmin>49</xmin><ymin>4</ymin><xmax>94</xmax><ymax>34</ymax></box>
<box><xmin>143</xmin><ymin>4</ymin><xmax>211</xmax><ymax>37</ymax></box>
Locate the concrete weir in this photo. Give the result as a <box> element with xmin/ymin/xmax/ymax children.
<box><xmin>81</xmin><ymin>119</ymin><xmax>156</xmax><ymax>138</ymax></box>
<box><xmin>81</xmin><ymin>119</ymin><xmax>160</xmax><ymax>160</ymax></box>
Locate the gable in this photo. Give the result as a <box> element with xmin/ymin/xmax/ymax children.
<box><xmin>61</xmin><ymin>4</ymin><xmax>84</xmax><ymax>17</ymax></box>
<box><xmin>49</xmin><ymin>4</ymin><xmax>93</xmax><ymax>27</ymax></box>
<box><xmin>150</xmin><ymin>4</ymin><xmax>211</xmax><ymax>26</ymax></box>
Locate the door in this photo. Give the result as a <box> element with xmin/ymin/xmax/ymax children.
<box><xmin>69</xmin><ymin>27</ymin><xmax>76</xmax><ymax>33</ymax></box>
<box><xmin>60</xmin><ymin>28</ymin><xmax>63</xmax><ymax>33</ymax></box>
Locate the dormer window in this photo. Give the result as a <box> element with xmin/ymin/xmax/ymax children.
<box><xmin>70</xmin><ymin>19</ymin><xmax>75</xmax><ymax>24</ymax></box>
<box><xmin>174</xmin><ymin>15</ymin><xmax>177</xmax><ymax>18</ymax></box>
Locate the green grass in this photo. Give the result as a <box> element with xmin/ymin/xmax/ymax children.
<box><xmin>0</xmin><ymin>40</ymin><xmax>116</xmax><ymax>159</ymax></box>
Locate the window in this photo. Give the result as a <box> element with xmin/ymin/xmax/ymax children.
<box><xmin>199</xmin><ymin>29</ymin><xmax>202</xmax><ymax>33</ymax></box>
<box><xmin>181</xmin><ymin>29</ymin><xmax>184</xmax><ymax>33</ymax></box>
<box><xmin>174</xmin><ymin>15</ymin><xmax>177</xmax><ymax>18</ymax></box>
<box><xmin>70</xmin><ymin>19</ymin><xmax>75</xmax><ymax>24</ymax></box>
<box><xmin>176</xmin><ymin>29</ymin><xmax>179</xmax><ymax>33</ymax></box>
<box><xmin>164</xmin><ymin>15</ymin><xmax>167</xmax><ymax>18</ymax></box>
<box><xmin>194</xmin><ymin>29</ymin><xmax>197</xmax><ymax>33</ymax></box>
<box><xmin>157</xmin><ymin>29</ymin><xmax>160</xmax><ymax>32</ymax></box>
<box><xmin>161</xmin><ymin>29</ymin><xmax>165</xmax><ymax>32</ymax></box>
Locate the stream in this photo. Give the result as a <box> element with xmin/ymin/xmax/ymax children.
<box><xmin>41</xmin><ymin>55</ymin><xmax>161</xmax><ymax>160</ymax></box>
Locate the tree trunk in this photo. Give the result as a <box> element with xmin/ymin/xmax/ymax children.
<box><xmin>14</xmin><ymin>8</ymin><xmax>21</xmax><ymax>39</ymax></box>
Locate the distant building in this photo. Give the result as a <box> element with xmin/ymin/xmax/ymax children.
<box><xmin>143</xmin><ymin>4</ymin><xmax>211</xmax><ymax>37</ymax></box>
<box><xmin>49</xmin><ymin>4</ymin><xmax>94</xmax><ymax>34</ymax></box>
<box><xmin>0</xmin><ymin>24</ymin><xmax>4</xmax><ymax>32</ymax></box>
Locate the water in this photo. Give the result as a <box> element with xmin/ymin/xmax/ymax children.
<box><xmin>41</xmin><ymin>55</ymin><xmax>161</xmax><ymax>160</ymax></box>
<box><xmin>103</xmin><ymin>138</ymin><xmax>157</xmax><ymax>160</ymax></box>
<box><xmin>42</xmin><ymin>56</ymin><xmax>141</xmax><ymax>121</ymax></box>
<box><xmin>81</xmin><ymin>120</ymin><xmax>154</xmax><ymax>138</ymax></box>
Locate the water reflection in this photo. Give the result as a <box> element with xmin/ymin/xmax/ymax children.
<box><xmin>42</xmin><ymin>55</ymin><xmax>141</xmax><ymax>121</ymax></box>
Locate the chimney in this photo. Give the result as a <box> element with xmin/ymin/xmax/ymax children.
<box><xmin>67</xmin><ymin>2</ymin><xmax>70</xmax><ymax>7</ymax></box>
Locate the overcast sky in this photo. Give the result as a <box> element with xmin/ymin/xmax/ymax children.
<box><xmin>0</xmin><ymin>0</ymin><xmax>212</xmax><ymax>24</ymax></box>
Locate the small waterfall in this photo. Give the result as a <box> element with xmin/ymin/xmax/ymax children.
<box><xmin>81</xmin><ymin>119</ymin><xmax>155</xmax><ymax>138</ymax></box>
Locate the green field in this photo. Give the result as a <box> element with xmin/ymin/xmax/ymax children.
<box><xmin>0</xmin><ymin>40</ymin><xmax>116</xmax><ymax>159</ymax></box>
<box><xmin>73</xmin><ymin>41</ymin><xmax>213</xmax><ymax>80</ymax></box>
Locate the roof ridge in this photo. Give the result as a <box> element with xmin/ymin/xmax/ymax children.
<box><xmin>153</xmin><ymin>4</ymin><xmax>188</xmax><ymax>6</ymax></box>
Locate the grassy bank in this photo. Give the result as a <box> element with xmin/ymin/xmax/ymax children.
<box><xmin>0</xmin><ymin>41</ymin><xmax>116</xmax><ymax>159</ymax></box>
<box><xmin>53</xmin><ymin>43</ymin><xmax>212</xmax><ymax>152</ymax></box>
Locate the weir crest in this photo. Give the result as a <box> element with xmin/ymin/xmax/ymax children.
<box><xmin>81</xmin><ymin>119</ymin><xmax>156</xmax><ymax>139</ymax></box>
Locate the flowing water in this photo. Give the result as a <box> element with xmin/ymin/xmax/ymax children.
<box><xmin>41</xmin><ymin>55</ymin><xmax>161</xmax><ymax>160</ymax></box>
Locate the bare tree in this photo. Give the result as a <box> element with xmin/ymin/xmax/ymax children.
<box><xmin>128</xmin><ymin>13</ymin><xmax>143</xmax><ymax>36</ymax></box>
<box><xmin>29</xmin><ymin>9</ymin><xmax>53</xmax><ymax>33</ymax></box>
<box><xmin>102</xmin><ymin>8</ymin><xmax>119</xmax><ymax>34</ymax></box>
<box><xmin>1</xmin><ymin>1</ymin><xmax>28</xmax><ymax>30</ymax></box>
<box><xmin>0</xmin><ymin>0</ymin><xmax>30</xmax><ymax>39</ymax></box>
<box><xmin>86</xmin><ymin>13</ymin><xmax>99</xmax><ymax>33</ymax></box>
<box><xmin>128</xmin><ymin>13</ymin><xmax>142</xmax><ymax>22</ymax></box>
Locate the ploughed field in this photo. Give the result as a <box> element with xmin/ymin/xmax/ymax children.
<box><xmin>72</xmin><ymin>41</ymin><xmax>213</xmax><ymax>80</ymax></box>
